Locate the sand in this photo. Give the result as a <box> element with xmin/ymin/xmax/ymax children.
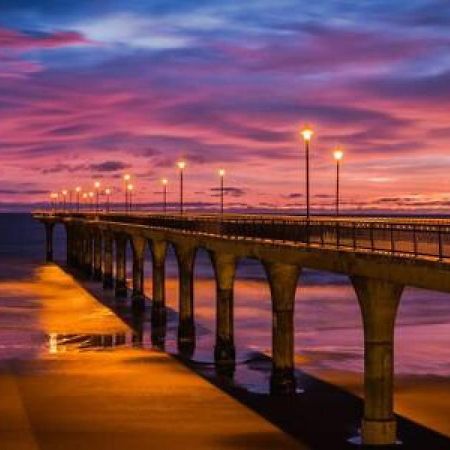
<box><xmin>0</xmin><ymin>264</ymin><xmax>308</xmax><ymax>450</ymax></box>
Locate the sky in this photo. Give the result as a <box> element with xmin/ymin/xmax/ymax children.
<box><xmin>0</xmin><ymin>0</ymin><xmax>449</xmax><ymax>212</ymax></box>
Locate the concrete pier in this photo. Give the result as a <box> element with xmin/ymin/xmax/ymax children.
<box><xmin>34</xmin><ymin>212</ymin><xmax>450</xmax><ymax>446</ymax></box>
<box><xmin>115</xmin><ymin>235</ymin><xmax>127</xmax><ymax>298</ymax></box>
<box><xmin>351</xmin><ymin>276</ymin><xmax>403</xmax><ymax>445</ymax></box>
<box><xmin>131</xmin><ymin>236</ymin><xmax>146</xmax><ymax>310</ymax></box>
<box><xmin>174</xmin><ymin>243</ymin><xmax>196</xmax><ymax>356</ymax></box>
<box><xmin>151</xmin><ymin>240</ymin><xmax>167</xmax><ymax>346</ymax></box>
<box><xmin>102</xmin><ymin>234</ymin><xmax>114</xmax><ymax>289</ymax></box>
<box><xmin>44</xmin><ymin>222</ymin><xmax>54</xmax><ymax>262</ymax></box>
<box><xmin>211</xmin><ymin>252</ymin><xmax>237</xmax><ymax>368</ymax></box>
<box><xmin>265</xmin><ymin>262</ymin><xmax>301</xmax><ymax>395</ymax></box>
<box><xmin>93</xmin><ymin>233</ymin><xmax>102</xmax><ymax>281</ymax></box>
<box><xmin>83</xmin><ymin>233</ymin><xmax>93</xmax><ymax>277</ymax></box>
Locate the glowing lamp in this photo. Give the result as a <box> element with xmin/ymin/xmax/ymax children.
<box><xmin>333</xmin><ymin>149</ymin><xmax>344</xmax><ymax>161</ymax></box>
<box><xmin>300</xmin><ymin>127</ymin><xmax>314</xmax><ymax>142</ymax></box>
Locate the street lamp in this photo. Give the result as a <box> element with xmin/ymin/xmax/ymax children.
<box><xmin>218</xmin><ymin>169</ymin><xmax>225</xmax><ymax>215</ymax></box>
<box><xmin>161</xmin><ymin>178</ymin><xmax>168</xmax><ymax>214</ymax></box>
<box><xmin>177</xmin><ymin>161</ymin><xmax>186</xmax><ymax>215</ymax></box>
<box><xmin>61</xmin><ymin>190</ymin><xmax>68</xmax><ymax>212</ymax></box>
<box><xmin>50</xmin><ymin>193</ymin><xmax>58</xmax><ymax>213</ymax></box>
<box><xmin>88</xmin><ymin>191</ymin><xmax>94</xmax><ymax>211</ymax></box>
<box><xmin>105</xmin><ymin>188</ymin><xmax>111</xmax><ymax>213</ymax></box>
<box><xmin>300</xmin><ymin>126</ymin><xmax>313</xmax><ymax>220</ymax></box>
<box><xmin>94</xmin><ymin>181</ymin><xmax>101</xmax><ymax>212</ymax></box>
<box><xmin>123</xmin><ymin>174</ymin><xmax>131</xmax><ymax>212</ymax></box>
<box><xmin>82</xmin><ymin>192</ymin><xmax>88</xmax><ymax>211</ymax></box>
<box><xmin>127</xmin><ymin>184</ymin><xmax>134</xmax><ymax>212</ymax></box>
<box><xmin>333</xmin><ymin>148</ymin><xmax>344</xmax><ymax>216</ymax></box>
<box><xmin>75</xmin><ymin>186</ymin><xmax>81</xmax><ymax>212</ymax></box>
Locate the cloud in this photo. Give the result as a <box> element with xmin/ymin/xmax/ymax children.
<box><xmin>210</xmin><ymin>186</ymin><xmax>245</xmax><ymax>197</ymax></box>
<box><xmin>89</xmin><ymin>161</ymin><xmax>131</xmax><ymax>172</ymax></box>
<box><xmin>0</xmin><ymin>28</ymin><xmax>90</xmax><ymax>50</ymax></box>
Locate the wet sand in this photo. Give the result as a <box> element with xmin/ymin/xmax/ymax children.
<box><xmin>303</xmin><ymin>368</ymin><xmax>450</xmax><ymax>438</ymax></box>
<box><xmin>0</xmin><ymin>264</ymin><xmax>307</xmax><ymax>450</ymax></box>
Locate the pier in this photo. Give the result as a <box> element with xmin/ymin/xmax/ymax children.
<box><xmin>35</xmin><ymin>212</ymin><xmax>450</xmax><ymax>446</ymax></box>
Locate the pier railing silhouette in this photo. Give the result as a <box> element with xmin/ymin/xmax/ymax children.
<box><xmin>33</xmin><ymin>211</ymin><xmax>450</xmax><ymax>446</ymax></box>
<box><xmin>41</xmin><ymin>211</ymin><xmax>450</xmax><ymax>260</ymax></box>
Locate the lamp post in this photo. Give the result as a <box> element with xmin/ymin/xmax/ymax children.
<box><xmin>50</xmin><ymin>193</ymin><xmax>57</xmax><ymax>213</ymax></box>
<box><xmin>82</xmin><ymin>192</ymin><xmax>88</xmax><ymax>211</ymax></box>
<box><xmin>61</xmin><ymin>190</ymin><xmax>68</xmax><ymax>212</ymax></box>
<box><xmin>75</xmin><ymin>186</ymin><xmax>81</xmax><ymax>212</ymax></box>
<box><xmin>333</xmin><ymin>148</ymin><xmax>344</xmax><ymax>216</ymax></box>
<box><xmin>177</xmin><ymin>161</ymin><xmax>186</xmax><ymax>215</ymax></box>
<box><xmin>123</xmin><ymin>174</ymin><xmax>131</xmax><ymax>212</ymax></box>
<box><xmin>94</xmin><ymin>181</ymin><xmax>101</xmax><ymax>212</ymax></box>
<box><xmin>127</xmin><ymin>184</ymin><xmax>133</xmax><ymax>212</ymax></box>
<box><xmin>161</xmin><ymin>178</ymin><xmax>168</xmax><ymax>214</ymax></box>
<box><xmin>88</xmin><ymin>192</ymin><xmax>94</xmax><ymax>211</ymax></box>
<box><xmin>218</xmin><ymin>169</ymin><xmax>225</xmax><ymax>216</ymax></box>
<box><xmin>300</xmin><ymin>126</ymin><xmax>313</xmax><ymax>220</ymax></box>
<box><xmin>105</xmin><ymin>188</ymin><xmax>111</xmax><ymax>213</ymax></box>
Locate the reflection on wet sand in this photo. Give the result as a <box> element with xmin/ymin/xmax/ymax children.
<box><xmin>0</xmin><ymin>263</ymin><xmax>307</xmax><ymax>450</ymax></box>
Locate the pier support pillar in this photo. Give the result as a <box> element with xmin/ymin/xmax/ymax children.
<box><xmin>265</xmin><ymin>262</ymin><xmax>301</xmax><ymax>395</ymax></box>
<box><xmin>151</xmin><ymin>240</ymin><xmax>167</xmax><ymax>346</ymax></box>
<box><xmin>131</xmin><ymin>236</ymin><xmax>146</xmax><ymax>310</ymax></box>
<box><xmin>211</xmin><ymin>252</ymin><xmax>236</xmax><ymax>368</ymax></box>
<box><xmin>175</xmin><ymin>243</ymin><xmax>196</xmax><ymax>356</ymax></box>
<box><xmin>115</xmin><ymin>236</ymin><xmax>127</xmax><ymax>298</ymax></box>
<box><xmin>93</xmin><ymin>233</ymin><xmax>102</xmax><ymax>281</ymax></box>
<box><xmin>65</xmin><ymin>224</ymin><xmax>73</xmax><ymax>266</ymax></box>
<box><xmin>83</xmin><ymin>233</ymin><xmax>93</xmax><ymax>277</ymax></box>
<box><xmin>44</xmin><ymin>222</ymin><xmax>55</xmax><ymax>262</ymax></box>
<box><xmin>103</xmin><ymin>234</ymin><xmax>114</xmax><ymax>289</ymax></box>
<box><xmin>351</xmin><ymin>276</ymin><xmax>404</xmax><ymax>446</ymax></box>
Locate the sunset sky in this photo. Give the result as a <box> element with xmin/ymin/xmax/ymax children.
<box><xmin>1</xmin><ymin>1</ymin><xmax>449</xmax><ymax>212</ymax></box>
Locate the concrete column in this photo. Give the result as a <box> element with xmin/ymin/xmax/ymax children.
<box><xmin>44</xmin><ymin>222</ymin><xmax>54</xmax><ymax>262</ymax></box>
<box><xmin>151</xmin><ymin>240</ymin><xmax>167</xmax><ymax>346</ymax></box>
<box><xmin>83</xmin><ymin>233</ymin><xmax>93</xmax><ymax>277</ymax></box>
<box><xmin>65</xmin><ymin>224</ymin><xmax>72</xmax><ymax>266</ymax></box>
<box><xmin>265</xmin><ymin>262</ymin><xmax>301</xmax><ymax>395</ymax></box>
<box><xmin>175</xmin><ymin>243</ymin><xmax>196</xmax><ymax>356</ymax></box>
<box><xmin>93</xmin><ymin>233</ymin><xmax>102</xmax><ymax>281</ymax></box>
<box><xmin>211</xmin><ymin>252</ymin><xmax>236</xmax><ymax>368</ymax></box>
<box><xmin>351</xmin><ymin>276</ymin><xmax>404</xmax><ymax>446</ymax></box>
<box><xmin>102</xmin><ymin>234</ymin><xmax>114</xmax><ymax>289</ymax></box>
<box><xmin>131</xmin><ymin>236</ymin><xmax>146</xmax><ymax>310</ymax></box>
<box><xmin>71</xmin><ymin>229</ymin><xmax>80</xmax><ymax>268</ymax></box>
<box><xmin>115</xmin><ymin>236</ymin><xmax>127</xmax><ymax>298</ymax></box>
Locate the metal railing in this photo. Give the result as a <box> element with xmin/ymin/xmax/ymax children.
<box><xmin>35</xmin><ymin>212</ymin><xmax>450</xmax><ymax>261</ymax></box>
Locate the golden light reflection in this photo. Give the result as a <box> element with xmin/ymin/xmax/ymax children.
<box><xmin>49</xmin><ymin>332</ymin><xmax>59</xmax><ymax>354</ymax></box>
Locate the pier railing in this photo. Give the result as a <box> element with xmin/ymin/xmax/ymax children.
<box><xmin>38</xmin><ymin>212</ymin><xmax>450</xmax><ymax>260</ymax></box>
